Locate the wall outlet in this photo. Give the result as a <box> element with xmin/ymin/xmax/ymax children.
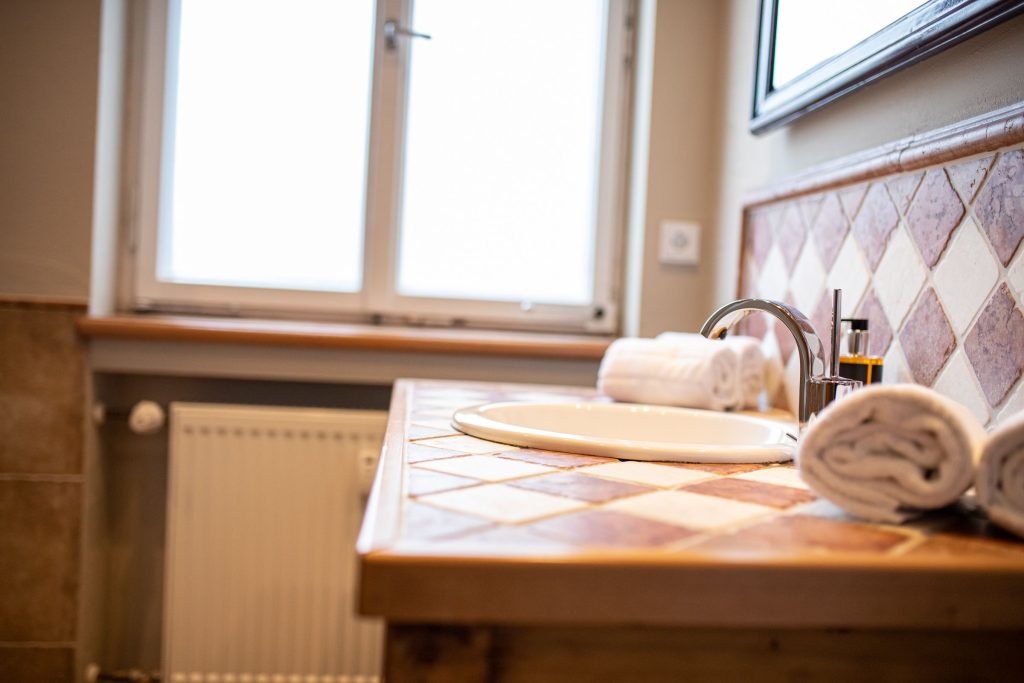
<box><xmin>659</xmin><ymin>220</ymin><xmax>700</xmax><ymax>265</ymax></box>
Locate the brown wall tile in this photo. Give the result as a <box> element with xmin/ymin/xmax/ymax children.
<box><xmin>0</xmin><ymin>481</ymin><xmax>81</xmax><ymax>641</ymax></box>
<box><xmin>0</xmin><ymin>305</ymin><xmax>85</xmax><ymax>475</ymax></box>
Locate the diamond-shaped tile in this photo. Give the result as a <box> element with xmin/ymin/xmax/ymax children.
<box><xmin>798</xmin><ymin>194</ymin><xmax>825</xmax><ymax>230</ymax></box>
<box><xmin>788</xmin><ymin>241</ymin><xmax>826</xmax><ymax>313</ymax></box>
<box><xmin>854</xmin><ymin>288</ymin><xmax>894</xmax><ymax>357</ymax></box>
<box><xmin>886</xmin><ymin>171</ymin><xmax>923</xmax><ymax>215</ymax></box>
<box><xmin>810</xmin><ymin>291</ymin><xmax>835</xmax><ymax>361</ymax></box>
<box><xmin>812</xmin><ymin>192</ymin><xmax>850</xmax><ymax>270</ymax></box>
<box><xmin>416</xmin><ymin>434</ymin><xmax>518</xmax><ymax>455</ymax></box>
<box><xmin>898</xmin><ymin>288</ymin><xmax>956</xmax><ymax>386</ymax></box>
<box><xmin>403</xmin><ymin>501</ymin><xmax>491</xmax><ymax>540</ymax></box>
<box><xmin>733</xmin><ymin>466</ymin><xmax>809</xmax><ymax>490</ymax></box>
<box><xmin>740</xmin><ymin>309</ymin><xmax>768</xmax><ymax>340</ymax></box>
<box><xmin>756</xmin><ymin>244</ymin><xmax>789</xmax><ymax>300</ymax></box>
<box><xmin>906</xmin><ymin>169</ymin><xmax>965</xmax><ymax>267</ymax></box>
<box><xmin>947</xmin><ymin>155</ymin><xmax>994</xmax><ymax>202</ymax></box>
<box><xmin>739</xmin><ymin>255</ymin><xmax>760</xmax><ymax>299</ymax></box>
<box><xmin>606</xmin><ymin>490</ymin><xmax>772</xmax><ymax>530</ymax></box>
<box><xmin>1009</xmin><ymin>251</ymin><xmax>1024</xmax><ymax>300</ymax></box>
<box><xmin>508</xmin><ymin>471</ymin><xmax>651</xmax><ymax>503</ymax></box>
<box><xmin>882</xmin><ymin>340</ymin><xmax>914</xmax><ymax>384</ymax></box>
<box><xmin>851</xmin><ymin>182</ymin><xmax>900</xmax><ymax>270</ymax></box>
<box><xmin>933</xmin><ymin>217</ymin><xmax>999</xmax><ymax>334</ymax></box>
<box><xmin>826</xmin><ymin>233</ymin><xmax>870</xmax><ymax>313</ymax></box>
<box><xmin>689</xmin><ymin>515</ymin><xmax>909</xmax><ymax>556</ymax></box>
<box><xmin>932</xmin><ymin>349</ymin><xmax>990</xmax><ymax>425</ymax></box>
<box><xmin>774</xmin><ymin>317</ymin><xmax>795</xmax><ymax>365</ymax></box>
<box><xmin>497</xmin><ymin>449</ymin><xmax>613</xmax><ymax>469</ymax></box>
<box><xmin>580</xmin><ymin>461</ymin><xmax>712</xmax><ymax>488</ymax></box>
<box><xmin>414</xmin><ymin>454</ymin><xmax>554</xmax><ymax>481</ymax></box>
<box><xmin>837</xmin><ymin>183</ymin><xmax>868</xmax><ymax>221</ymax></box>
<box><xmin>964</xmin><ymin>283</ymin><xmax>1024</xmax><ymax>407</ymax></box>
<box><xmin>407</xmin><ymin>469</ymin><xmax>480</xmax><ymax>497</ymax></box>
<box><xmin>975</xmin><ymin>149</ymin><xmax>1024</xmax><ymax>265</ymax></box>
<box><xmin>683</xmin><ymin>478</ymin><xmax>815</xmax><ymax>509</ymax></box>
<box><xmin>997</xmin><ymin>379</ymin><xmax>1024</xmax><ymax>424</ymax></box>
<box><xmin>774</xmin><ymin>203</ymin><xmax>807</xmax><ymax>271</ymax></box>
<box><xmin>418</xmin><ymin>483</ymin><xmax>586</xmax><ymax>524</ymax></box>
<box><xmin>747</xmin><ymin>206</ymin><xmax>776</xmax><ymax>270</ymax></box>
<box><xmin>874</xmin><ymin>225</ymin><xmax>927</xmax><ymax>329</ymax></box>
<box><xmin>529</xmin><ymin>509</ymin><xmax>696</xmax><ymax>548</ymax></box>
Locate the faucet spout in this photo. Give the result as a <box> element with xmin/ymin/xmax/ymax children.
<box><xmin>700</xmin><ymin>298</ymin><xmax>827</xmax><ymax>425</ymax></box>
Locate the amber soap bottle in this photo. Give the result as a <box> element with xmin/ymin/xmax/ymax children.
<box><xmin>839</xmin><ymin>318</ymin><xmax>884</xmax><ymax>384</ymax></box>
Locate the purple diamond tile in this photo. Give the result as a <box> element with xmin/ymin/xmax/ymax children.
<box><xmin>851</xmin><ymin>182</ymin><xmax>900</xmax><ymax>271</ymax></box>
<box><xmin>743</xmin><ymin>310</ymin><xmax>768</xmax><ymax>340</ymax></box>
<box><xmin>837</xmin><ymin>183</ymin><xmax>868</xmax><ymax>221</ymax></box>
<box><xmin>812</xmin><ymin>193</ymin><xmax>849</xmax><ymax>270</ymax></box>
<box><xmin>886</xmin><ymin>172</ymin><xmax>924</xmax><ymax>215</ymax></box>
<box><xmin>965</xmin><ymin>283</ymin><xmax>1024</xmax><ymax>407</ymax></box>
<box><xmin>775</xmin><ymin>203</ymin><xmax>807</xmax><ymax>271</ymax></box>
<box><xmin>947</xmin><ymin>155</ymin><xmax>994</xmax><ymax>203</ymax></box>
<box><xmin>898</xmin><ymin>288</ymin><xmax>956</xmax><ymax>386</ymax></box>
<box><xmin>975</xmin><ymin>149</ymin><xmax>1024</xmax><ymax>265</ymax></box>
<box><xmin>906</xmin><ymin>169</ymin><xmax>965</xmax><ymax>267</ymax></box>
<box><xmin>810</xmin><ymin>292</ymin><xmax>835</xmax><ymax>367</ymax></box>
<box><xmin>747</xmin><ymin>207</ymin><xmax>775</xmax><ymax>270</ymax></box>
<box><xmin>798</xmin><ymin>194</ymin><xmax>825</xmax><ymax>230</ymax></box>
<box><xmin>854</xmin><ymin>288</ymin><xmax>894</xmax><ymax>358</ymax></box>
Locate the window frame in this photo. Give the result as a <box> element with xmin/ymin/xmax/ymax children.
<box><xmin>129</xmin><ymin>0</ymin><xmax>632</xmax><ymax>333</ymax></box>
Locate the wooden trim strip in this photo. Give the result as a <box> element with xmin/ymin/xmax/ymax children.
<box><xmin>76</xmin><ymin>315</ymin><xmax>613</xmax><ymax>360</ymax></box>
<box><xmin>745</xmin><ymin>99</ymin><xmax>1024</xmax><ymax>207</ymax></box>
<box><xmin>0</xmin><ymin>295</ymin><xmax>88</xmax><ymax>310</ymax></box>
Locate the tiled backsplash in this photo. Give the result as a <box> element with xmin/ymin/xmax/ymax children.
<box><xmin>739</xmin><ymin>145</ymin><xmax>1024</xmax><ymax>427</ymax></box>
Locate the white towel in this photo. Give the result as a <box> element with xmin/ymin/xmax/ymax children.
<box><xmin>797</xmin><ymin>384</ymin><xmax>986</xmax><ymax>523</ymax></box>
<box><xmin>598</xmin><ymin>337</ymin><xmax>738</xmax><ymax>411</ymax></box>
<box><xmin>659</xmin><ymin>333</ymin><xmax>765</xmax><ymax>409</ymax></box>
<box><xmin>976</xmin><ymin>410</ymin><xmax>1024</xmax><ymax>538</ymax></box>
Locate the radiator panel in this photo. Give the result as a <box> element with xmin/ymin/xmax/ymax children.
<box><xmin>165</xmin><ymin>403</ymin><xmax>387</xmax><ymax>683</ymax></box>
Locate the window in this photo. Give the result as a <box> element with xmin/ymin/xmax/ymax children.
<box><xmin>131</xmin><ymin>0</ymin><xmax>631</xmax><ymax>333</ymax></box>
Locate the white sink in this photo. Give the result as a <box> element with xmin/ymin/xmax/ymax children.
<box><xmin>452</xmin><ymin>402</ymin><xmax>796</xmax><ymax>464</ymax></box>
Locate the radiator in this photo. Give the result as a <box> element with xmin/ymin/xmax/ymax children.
<box><xmin>165</xmin><ymin>403</ymin><xmax>387</xmax><ymax>683</ymax></box>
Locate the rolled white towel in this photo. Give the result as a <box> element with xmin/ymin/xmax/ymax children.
<box><xmin>598</xmin><ymin>337</ymin><xmax>738</xmax><ymax>411</ymax></box>
<box><xmin>976</xmin><ymin>410</ymin><xmax>1024</xmax><ymax>538</ymax></box>
<box><xmin>659</xmin><ymin>333</ymin><xmax>765</xmax><ymax>409</ymax></box>
<box><xmin>797</xmin><ymin>384</ymin><xmax>986</xmax><ymax>523</ymax></box>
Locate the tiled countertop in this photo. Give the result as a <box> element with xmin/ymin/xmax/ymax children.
<box><xmin>356</xmin><ymin>380</ymin><xmax>1024</xmax><ymax>628</ymax></box>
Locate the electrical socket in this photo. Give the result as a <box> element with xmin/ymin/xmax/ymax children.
<box><xmin>659</xmin><ymin>220</ymin><xmax>700</xmax><ymax>265</ymax></box>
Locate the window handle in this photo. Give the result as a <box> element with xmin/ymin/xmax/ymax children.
<box><xmin>384</xmin><ymin>20</ymin><xmax>432</xmax><ymax>51</ymax></box>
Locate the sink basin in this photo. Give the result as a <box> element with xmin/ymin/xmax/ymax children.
<box><xmin>452</xmin><ymin>402</ymin><xmax>796</xmax><ymax>464</ymax></box>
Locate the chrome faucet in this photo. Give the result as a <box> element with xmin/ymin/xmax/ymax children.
<box><xmin>699</xmin><ymin>295</ymin><xmax>858</xmax><ymax>426</ymax></box>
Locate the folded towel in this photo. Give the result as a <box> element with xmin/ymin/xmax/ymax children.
<box><xmin>659</xmin><ymin>333</ymin><xmax>765</xmax><ymax>409</ymax></box>
<box><xmin>598</xmin><ymin>337</ymin><xmax>738</xmax><ymax>411</ymax></box>
<box><xmin>976</xmin><ymin>410</ymin><xmax>1024</xmax><ymax>538</ymax></box>
<box><xmin>797</xmin><ymin>384</ymin><xmax>986</xmax><ymax>523</ymax></box>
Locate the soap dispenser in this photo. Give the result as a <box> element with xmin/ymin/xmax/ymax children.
<box><xmin>839</xmin><ymin>318</ymin><xmax>884</xmax><ymax>385</ymax></box>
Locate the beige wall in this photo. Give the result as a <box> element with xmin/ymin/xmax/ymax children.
<box><xmin>0</xmin><ymin>0</ymin><xmax>102</xmax><ymax>301</ymax></box>
<box><xmin>711</xmin><ymin>0</ymin><xmax>1024</xmax><ymax>309</ymax></box>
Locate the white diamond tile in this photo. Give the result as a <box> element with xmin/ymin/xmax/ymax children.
<box><xmin>996</xmin><ymin>379</ymin><xmax>1024</xmax><ymax>425</ymax></box>
<box><xmin>783</xmin><ymin>352</ymin><xmax>801</xmax><ymax>415</ymax></box>
<box><xmin>579</xmin><ymin>461</ymin><xmax>712</xmax><ymax>488</ymax></box>
<box><xmin>1009</xmin><ymin>250</ymin><xmax>1024</xmax><ymax>301</ymax></box>
<box><xmin>417</xmin><ymin>434</ymin><xmax>518</xmax><ymax>454</ymax></box>
<box><xmin>933</xmin><ymin>217</ymin><xmax>1000</xmax><ymax>334</ymax></box>
<box><xmin>756</xmin><ymin>244</ymin><xmax>789</xmax><ymax>300</ymax></box>
<box><xmin>932</xmin><ymin>350</ymin><xmax>990</xmax><ymax>425</ymax></box>
<box><xmin>874</xmin><ymin>225</ymin><xmax>927</xmax><ymax>329</ymax></box>
<box><xmin>418</xmin><ymin>484</ymin><xmax>586</xmax><ymax>524</ymax></box>
<box><xmin>607</xmin><ymin>490</ymin><xmax>772</xmax><ymax>530</ymax></box>
<box><xmin>732</xmin><ymin>467</ymin><xmax>809</xmax><ymax>490</ymax></box>
<box><xmin>825</xmin><ymin>234</ymin><xmax>871</xmax><ymax>311</ymax></box>
<box><xmin>414</xmin><ymin>454</ymin><xmax>555</xmax><ymax>481</ymax></box>
<box><xmin>882</xmin><ymin>340</ymin><xmax>913</xmax><ymax>384</ymax></box>
<box><xmin>412</xmin><ymin>418</ymin><xmax>459</xmax><ymax>431</ymax></box>
<box><xmin>788</xmin><ymin>240</ymin><xmax>827</xmax><ymax>313</ymax></box>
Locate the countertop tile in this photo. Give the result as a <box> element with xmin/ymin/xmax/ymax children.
<box><xmin>507</xmin><ymin>471</ymin><xmax>652</xmax><ymax>503</ymax></box>
<box><xmin>578</xmin><ymin>461</ymin><xmax>714</xmax><ymax>488</ymax></box>
<box><xmin>413</xmin><ymin>454</ymin><xmax>554</xmax><ymax>482</ymax></box>
<box><xmin>606</xmin><ymin>490</ymin><xmax>772</xmax><ymax>531</ymax></box>
<box><xmin>682</xmin><ymin>477</ymin><xmax>815</xmax><ymax>509</ymax></box>
<box><xmin>418</xmin><ymin>484</ymin><xmax>587</xmax><ymax>524</ymax></box>
<box><xmin>690</xmin><ymin>514</ymin><xmax>911</xmax><ymax>556</ymax></box>
<box><xmin>496</xmin><ymin>449</ymin><xmax>615</xmax><ymax>469</ymax></box>
<box><xmin>530</xmin><ymin>509</ymin><xmax>697</xmax><ymax>548</ymax></box>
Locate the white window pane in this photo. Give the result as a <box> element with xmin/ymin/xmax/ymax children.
<box><xmin>396</xmin><ymin>0</ymin><xmax>606</xmax><ymax>305</ymax></box>
<box><xmin>161</xmin><ymin>0</ymin><xmax>375</xmax><ymax>292</ymax></box>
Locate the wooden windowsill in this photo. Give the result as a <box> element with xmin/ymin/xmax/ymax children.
<box><xmin>77</xmin><ymin>315</ymin><xmax>613</xmax><ymax>360</ymax></box>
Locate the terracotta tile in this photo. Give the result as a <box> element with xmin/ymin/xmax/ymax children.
<box><xmin>898</xmin><ymin>288</ymin><xmax>956</xmax><ymax>386</ymax></box>
<box><xmin>774</xmin><ymin>203</ymin><xmax>806</xmax><ymax>271</ymax></box>
<box><xmin>403</xmin><ymin>501</ymin><xmax>491</xmax><ymax>541</ymax></box>
<box><xmin>747</xmin><ymin>206</ymin><xmax>775</xmax><ymax>270</ymax></box>
<box><xmin>508</xmin><ymin>471</ymin><xmax>651</xmax><ymax>503</ymax></box>
<box><xmin>0</xmin><ymin>305</ymin><xmax>85</xmax><ymax>475</ymax></box>
<box><xmin>407</xmin><ymin>468</ymin><xmax>479</xmax><ymax>497</ymax></box>
<box><xmin>851</xmin><ymin>182</ymin><xmax>900</xmax><ymax>270</ymax></box>
<box><xmin>905</xmin><ymin>169</ymin><xmax>965</xmax><ymax>267</ymax></box>
<box><xmin>964</xmin><ymin>283</ymin><xmax>1024</xmax><ymax>406</ymax></box>
<box><xmin>497</xmin><ymin>449</ymin><xmax>614</xmax><ymax>469</ymax></box>
<box><xmin>0</xmin><ymin>647</ymin><xmax>75</xmax><ymax>683</ymax></box>
<box><xmin>946</xmin><ymin>155</ymin><xmax>994</xmax><ymax>202</ymax></box>
<box><xmin>682</xmin><ymin>478</ymin><xmax>815</xmax><ymax>509</ymax></box>
<box><xmin>406</xmin><ymin>442</ymin><xmax>465</xmax><ymax>464</ymax></box>
<box><xmin>854</xmin><ymin>288</ymin><xmax>894</xmax><ymax>357</ymax></box>
<box><xmin>414</xmin><ymin>454</ymin><xmax>554</xmax><ymax>482</ymax></box>
<box><xmin>886</xmin><ymin>171</ymin><xmax>923</xmax><ymax>215</ymax></box>
<box><xmin>0</xmin><ymin>481</ymin><xmax>81</xmax><ymax>640</ymax></box>
<box><xmin>812</xmin><ymin>192</ymin><xmax>849</xmax><ymax>269</ymax></box>
<box><xmin>837</xmin><ymin>183</ymin><xmax>869</xmax><ymax>221</ymax></box>
<box><xmin>975</xmin><ymin>149</ymin><xmax>1024</xmax><ymax>265</ymax></box>
<box><xmin>669</xmin><ymin>462</ymin><xmax>765</xmax><ymax>476</ymax></box>
<box><xmin>733</xmin><ymin>467</ymin><xmax>809</xmax><ymax>490</ymax></box>
<box><xmin>690</xmin><ymin>515</ymin><xmax>909</xmax><ymax>556</ymax></box>
<box><xmin>530</xmin><ymin>509</ymin><xmax>696</xmax><ymax>548</ymax></box>
<box><xmin>904</xmin><ymin>533</ymin><xmax>1024</xmax><ymax>560</ymax></box>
